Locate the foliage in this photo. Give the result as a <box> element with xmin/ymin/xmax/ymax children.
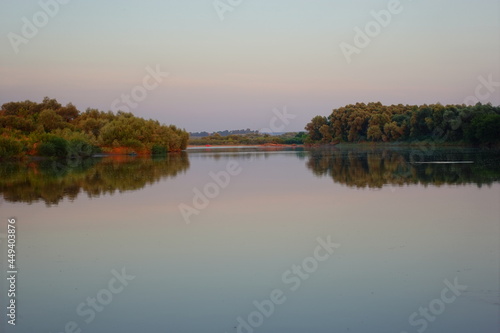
<box><xmin>0</xmin><ymin>97</ymin><xmax>189</xmax><ymax>159</ymax></box>
<box><xmin>68</xmin><ymin>139</ymin><xmax>100</xmax><ymax>157</ymax></box>
<box><xmin>283</xmin><ymin>132</ymin><xmax>308</xmax><ymax>144</ymax></box>
<box><xmin>189</xmin><ymin>131</ymin><xmax>306</xmax><ymax>146</ymax></box>
<box><xmin>190</xmin><ymin>129</ymin><xmax>258</xmax><ymax>137</ymax></box>
<box><xmin>0</xmin><ymin>137</ymin><xmax>23</xmax><ymax>159</ymax></box>
<box><xmin>151</xmin><ymin>144</ymin><xmax>167</xmax><ymax>155</ymax></box>
<box><xmin>305</xmin><ymin>116</ymin><xmax>328</xmax><ymax>142</ymax></box>
<box><xmin>305</xmin><ymin>102</ymin><xmax>500</xmax><ymax>145</ymax></box>
<box><xmin>465</xmin><ymin>113</ymin><xmax>500</xmax><ymax>145</ymax></box>
<box><xmin>37</xmin><ymin>136</ymin><xmax>69</xmax><ymax>157</ymax></box>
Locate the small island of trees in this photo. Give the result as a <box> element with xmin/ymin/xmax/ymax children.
<box><xmin>0</xmin><ymin>97</ymin><xmax>189</xmax><ymax>160</ymax></box>
<box><xmin>305</xmin><ymin>102</ymin><xmax>500</xmax><ymax>145</ymax></box>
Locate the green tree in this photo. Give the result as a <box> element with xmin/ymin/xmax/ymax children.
<box><xmin>466</xmin><ymin>113</ymin><xmax>500</xmax><ymax>144</ymax></box>
<box><xmin>38</xmin><ymin>109</ymin><xmax>66</xmax><ymax>132</ymax></box>
<box><xmin>38</xmin><ymin>136</ymin><xmax>69</xmax><ymax>157</ymax></box>
<box><xmin>56</xmin><ymin>103</ymin><xmax>80</xmax><ymax>122</ymax></box>
<box><xmin>319</xmin><ymin>124</ymin><xmax>333</xmax><ymax>143</ymax></box>
<box><xmin>305</xmin><ymin>116</ymin><xmax>328</xmax><ymax>142</ymax></box>
<box><xmin>0</xmin><ymin>137</ymin><xmax>23</xmax><ymax>159</ymax></box>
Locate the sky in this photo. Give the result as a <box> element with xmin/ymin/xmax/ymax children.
<box><xmin>0</xmin><ymin>0</ymin><xmax>499</xmax><ymax>132</ymax></box>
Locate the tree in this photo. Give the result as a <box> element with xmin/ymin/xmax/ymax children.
<box><xmin>56</xmin><ymin>103</ymin><xmax>79</xmax><ymax>122</ymax></box>
<box><xmin>319</xmin><ymin>124</ymin><xmax>333</xmax><ymax>143</ymax></box>
<box><xmin>1</xmin><ymin>100</ymin><xmax>38</xmax><ymax>116</ymax></box>
<box><xmin>40</xmin><ymin>97</ymin><xmax>62</xmax><ymax>111</ymax></box>
<box><xmin>308</xmin><ymin>102</ymin><xmax>500</xmax><ymax>144</ymax></box>
<box><xmin>383</xmin><ymin>121</ymin><xmax>403</xmax><ymax>141</ymax></box>
<box><xmin>0</xmin><ymin>115</ymin><xmax>36</xmax><ymax>133</ymax></box>
<box><xmin>38</xmin><ymin>109</ymin><xmax>66</xmax><ymax>132</ymax></box>
<box><xmin>466</xmin><ymin>113</ymin><xmax>500</xmax><ymax>144</ymax></box>
<box><xmin>367</xmin><ymin>124</ymin><xmax>383</xmax><ymax>141</ymax></box>
<box><xmin>305</xmin><ymin>116</ymin><xmax>328</xmax><ymax>142</ymax></box>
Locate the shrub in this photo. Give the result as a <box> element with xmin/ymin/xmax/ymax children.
<box><xmin>38</xmin><ymin>136</ymin><xmax>69</xmax><ymax>157</ymax></box>
<box><xmin>67</xmin><ymin>139</ymin><xmax>98</xmax><ymax>158</ymax></box>
<box><xmin>0</xmin><ymin>137</ymin><xmax>23</xmax><ymax>159</ymax></box>
<box><xmin>151</xmin><ymin>144</ymin><xmax>167</xmax><ymax>155</ymax></box>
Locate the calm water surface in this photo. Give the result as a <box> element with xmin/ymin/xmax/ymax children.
<box><xmin>0</xmin><ymin>147</ymin><xmax>499</xmax><ymax>333</ymax></box>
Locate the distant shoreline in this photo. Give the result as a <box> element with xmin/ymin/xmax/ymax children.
<box><xmin>188</xmin><ymin>142</ymin><xmax>499</xmax><ymax>149</ymax></box>
<box><xmin>187</xmin><ymin>143</ymin><xmax>302</xmax><ymax>148</ymax></box>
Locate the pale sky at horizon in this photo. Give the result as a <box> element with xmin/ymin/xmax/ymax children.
<box><xmin>1</xmin><ymin>0</ymin><xmax>499</xmax><ymax>132</ymax></box>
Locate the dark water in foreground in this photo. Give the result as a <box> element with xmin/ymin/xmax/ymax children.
<box><xmin>0</xmin><ymin>147</ymin><xmax>499</xmax><ymax>332</ymax></box>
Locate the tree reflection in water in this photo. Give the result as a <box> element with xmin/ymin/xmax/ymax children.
<box><xmin>0</xmin><ymin>153</ymin><xmax>189</xmax><ymax>205</ymax></box>
<box><xmin>1</xmin><ymin>147</ymin><xmax>499</xmax><ymax>205</ymax></box>
<box><xmin>306</xmin><ymin>147</ymin><xmax>500</xmax><ymax>188</ymax></box>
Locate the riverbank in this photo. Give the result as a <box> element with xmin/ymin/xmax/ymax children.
<box><xmin>188</xmin><ymin>143</ymin><xmax>302</xmax><ymax>148</ymax></box>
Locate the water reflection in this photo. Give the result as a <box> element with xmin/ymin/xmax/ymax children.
<box><xmin>0</xmin><ymin>153</ymin><xmax>189</xmax><ymax>205</ymax></box>
<box><xmin>187</xmin><ymin>146</ymin><xmax>307</xmax><ymax>160</ymax></box>
<box><xmin>306</xmin><ymin>147</ymin><xmax>500</xmax><ymax>188</ymax></box>
<box><xmin>1</xmin><ymin>147</ymin><xmax>499</xmax><ymax>333</ymax></box>
<box><xmin>1</xmin><ymin>147</ymin><xmax>499</xmax><ymax>205</ymax></box>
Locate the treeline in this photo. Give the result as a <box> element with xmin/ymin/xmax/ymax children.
<box><xmin>189</xmin><ymin>132</ymin><xmax>307</xmax><ymax>145</ymax></box>
<box><xmin>0</xmin><ymin>97</ymin><xmax>189</xmax><ymax>159</ymax></box>
<box><xmin>190</xmin><ymin>128</ymin><xmax>258</xmax><ymax>137</ymax></box>
<box><xmin>305</xmin><ymin>102</ymin><xmax>500</xmax><ymax>145</ymax></box>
